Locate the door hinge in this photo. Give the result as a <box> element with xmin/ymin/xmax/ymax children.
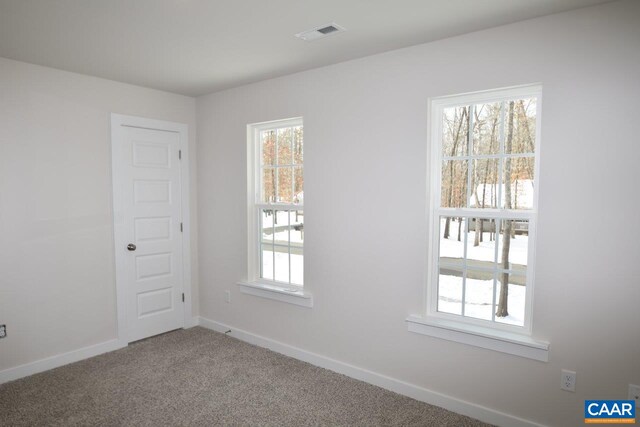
<box><xmin>182</xmin><ymin>293</ymin><xmax>185</xmax><ymax>303</ymax></box>
<box><xmin>178</xmin><ymin>150</ymin><xmax>182</xmax><ymax>160</ymax></box>
<box><xmin>180</xmin><ymin>222</ymin><xmax>183</xmax><ymax>232</ymax></box>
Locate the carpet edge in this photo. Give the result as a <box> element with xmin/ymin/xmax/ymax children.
<box><xmin>198</xmin><ymin>316</ymin><xmax>545</xmax><ymax>427</ymax></box>
<box><xmin>0</xmin><ymin>339</ymin><xmax>126</xmax><ymax>385</ymax></box>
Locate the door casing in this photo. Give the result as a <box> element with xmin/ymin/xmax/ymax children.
<box><xmin>110</xmin><ymin>113</ymin><xmax>193</xmax><ymax>345</ymax></box>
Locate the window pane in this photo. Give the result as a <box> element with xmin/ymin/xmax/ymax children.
<box><xmin>437</xmin><ymin>267</ymin><xmax>463</xmax><ymax>315</ymax></box>
<box><xmin>505</xmin><ymin>98</ymin><xmax>536</xmax><ymax>155</ymax></box>
<box><xmin>293</xmin><ymin>126</ymin><xmax>303</xmax><ymax>165</ymax></box>
<box><xmin>274</xmin><ymin>245</ymin><xmax>290</xmax><ymax>283</ymax></box>
<box><xmin>290</xmin><ymin>210</ymin><xmax>304</xmax><ymax>245</ymax></box>
<box><xmin>502</xmin><ymin>157</ymin><xmax>534</xmax><ymax>210</ymax></box>
<box><xmin>293</xmin><ymin>167</ymin><xmax>303</xmax><ymax>203</ymax></box>
<box><xmin>261</xmin><ymin>243</ymin><xmax>274</xmax><ymax>281</ymax></box>
<box><xmin>472</xmin><ymin>102</ymin><xmax>501</xmax><ymax>155</ymax></box>
<box><xmin>273</xmin><ymin>210</ymin><xmax>290</xmax><ymax>246</ymax></box>
<box><xmin>441</xmin><ymin>160</ymin><xmax>468</xmax><ymax>208</ymax></box>
<box><xmin>470</xmin><ymin>158</ymin><xmax>499</xmax><ymax>209</ymax></box>
<box><xmin>497</xmin><ymin>219</ymin><xmax>529</xmax><ymax>270</ymax></box>
<box><xmin>290</xmin><ymin>210</ymin><xmax>304</xmax><ymax>286</ymax></box>
<box><xmin>439</xmin><ymin>216</ymin><xmax>465</xmax><ymax>268</ymax></box>
<box><xmin>495</xmin><ymin>273</ymin><xmax>526</xmax><ymax>326</ymax></box>
<box><xmin>277</xmin><ymin>128</ymin><xmax>292</xmax><ymax>165</ymax></box>
<box><xmin>466</xmin><ymin>218</ymin><xmax>497</xmax><ymax>266</ymax></box>
<box><xmin>464</xmin><ymin>270</ymin><xmax>495</xmax><ymax>321</ymax></box>
<box><xmin>277</xmin><ymin>168</ymin><xmax>293</xmax><ymax>203</ymax></box>
<box><xmin>261</xmin><ymin>209</ymin><xmax>273</xmax><ymax>242</ymax></box>
<box><xmin>261</xmin><ymin>130</ymin><xmax>276</xmax><ymax>166</ymax></box>
<box><xmin>291</xmin><ymin>248</ymin><xmax>303</xmax><ymax>286</ymax></box>
<box><xmin>262</xmin><ymin>168</ymin><xmax>275</xmax><ymax>203</ymax></box>
<box><xmin>442</xmin><ymin>106</ymin><xmax>469</xmax><ymax>157</ymax></box>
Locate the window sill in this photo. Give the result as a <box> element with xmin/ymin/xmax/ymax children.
<box><xmin>406</xmin><ymin>315</ymin><xmax>549</xmax><ymax>362</ymax></box>
<box><xmin>236</xmin><ymin>281</ymin><xmax>313</xmax><ymax>308</ymax></box>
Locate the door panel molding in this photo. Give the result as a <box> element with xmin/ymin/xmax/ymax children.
<box><xmin>111</xmin><ymin>113</ymin><xmax>192</xmax><ymax>345</ymax></box>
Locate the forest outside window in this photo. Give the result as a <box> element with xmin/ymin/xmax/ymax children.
<box><xmin>427</xmin><ymin>85</ymin><xmax>541</xmax><ymax>334</ymax></box>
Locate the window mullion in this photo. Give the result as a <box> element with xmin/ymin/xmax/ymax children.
<box><xmin>467</xmin><ymin>104</ymin><xmax>475</xmax><ymax>208</ymax></box>
<box><xmin>461</xmin><ymin>270</ymin><xmax>467</xmax><ymax>317</ymax></box>
<box><xmin>462</xmin><ymin>105</ymin><xmax>473</xmax><ymax>318</ymax></box>
<box><xmin>274</xmin><ymin>131</ymin><xmax>279</xmax><ymax>203</ymax></box>
<box><xmin>290</xmin><ymin>129</ymin><xmax>295</xmax><ymax>199</ymax></box>
<box><xmin>289</xmin><ymin>139</ymin><xmax>294</xmax><ymax>285</ymax></box>
<box><xmin>258</xmin><ymin>208</ymin><xmax>263</xmax><ymax>279</ymax></box>
<box><xmin>435</xmin><ymin>208</ymin><xmax>535</xmax><ymax>221</ymax></box>
<box><xmin>461</xmin><ymin>217</ymin><xmax>469</xmax><ymax>317</ymax></box>
<box><xmin>288</xmin><ymin>210</ymin><xmax>292</xmax><ymax>284</ymax></box>
<box><xmin>257</xmin><ymin>129</ymin><xmax>262</xmax><ymax>204</ymax></box>
<box><xmin>272</xmin><ymin>210</ymin><xmax>276</xmax><ymax>281</ymax></box>
<box><xmin>443</xmin><ymin>153</ymin><xmax>534</xmax><ymax>161</ymax></box>
<box><xmin>498</xmin><ymin>101</ymin><xmax>506</xmax><ymax>208</ymax></box>
<box><xmin>491</xmin><ymin>218</ymin><xmax>501</xmax><ymax>322</ymax></box>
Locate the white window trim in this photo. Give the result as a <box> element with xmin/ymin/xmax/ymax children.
<box><xmin>408</xmin><ymin>84</ymin><xmax>548</xmax><ymax>361</ymax></box>
<box><xmin>406</xmin><ymin>315</ymin><xmax>549</xmax><ymax>362</ymax></box>
<box><xmin>236</xmin><ymin>280</ymin><xmax>313</xmax><ymax>308</ymax></box>
<box><xmin>243</xmin><ymin>117</ymin><xmax>312</xmax><ymax>307</ymax></box>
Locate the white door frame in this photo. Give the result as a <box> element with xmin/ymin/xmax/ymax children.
<box><xmin>110</xmin><ymin>113</ymin><xmax>193</xmax><ymax>346</ymax></box>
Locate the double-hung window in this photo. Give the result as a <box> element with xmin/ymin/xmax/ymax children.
<box><xmin>427</xmin><ymin>85</ymin><xmax>541</xmax><ymax>335</ymax></box>
<box><xmin>246</xmin><ymin>118</ymin><xmax>304</xmax><ymax>292</ymax></box>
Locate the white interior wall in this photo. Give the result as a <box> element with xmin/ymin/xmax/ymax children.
<box><xmin>0</xmin><ymin>57</ymin><xmax>199</xmax><ymax>371</ymax></box>
<box><xmin>196</xmin><ymin>1</ymin><xmax>640</xmax><ymax>425</ymax></box>
<box><xmin>0</xmin><ymin>1</ymin><xmax>637</xmax><ymax>425</ymax></box>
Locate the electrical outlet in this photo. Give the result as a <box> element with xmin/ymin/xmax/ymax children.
<box><xmin>225</xmin><ymin>290</ymin><xmax>231</xmax><ymax>303</ymax></box>
<box><xmin>629</xmin><ymin>384</ymin><xmax>640</xmax><ymax>409</ymax></box>
<box><xmin>561</xmin><ymin>369</ymin><xmax>576</xmax><ymax>392</ymax></box>
<box><xmin>0</xmin><ymin>324</ymin><xmax>6</xmax><ymax>338</ymax></box>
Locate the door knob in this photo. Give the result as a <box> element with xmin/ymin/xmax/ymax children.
<box><xmin>127</xmin><ymin>243</ymin><xmax>137</xmax><ymax>251</ymax></box>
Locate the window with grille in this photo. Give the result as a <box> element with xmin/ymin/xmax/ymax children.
<box><xmin>428</xmin><ymin>85</ymin><xmax>541</xmax><ymax>332</ymax></box>
<box><xmin>248</xmin><ymin>118</ymin><xmax>303</xmax><ymax>287</ymax></box>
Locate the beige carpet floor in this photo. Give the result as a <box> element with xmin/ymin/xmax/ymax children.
<box><xmin>0</xmin><ymin>327</ymin><xmax>491</xmax><ymax>426</ymax></box>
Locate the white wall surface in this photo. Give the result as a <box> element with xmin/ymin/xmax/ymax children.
<box><xmin>0</xmin><ymin>57</ymin><xmax>199</xmax><ymax>371</ymax></box>
<box><xmin>196</xmin><ymin>1</ymin><xmax>640</xmax><ymax>425</ymax></box>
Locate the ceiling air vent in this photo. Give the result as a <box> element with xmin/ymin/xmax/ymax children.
<box><xmin>295</xmin><ymin>23</ymin><xmax>346</xmax><ymax>41</ymax></box>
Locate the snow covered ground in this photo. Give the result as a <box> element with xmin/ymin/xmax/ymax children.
<box><xmin>438</xmin><ymin>274</ymin><xmax>525</xmax><ymax>326</ymax></box>
<box><xmin>262</xmin><ymin>251</ymin><xmax>303</xmax><ymax>285</ymax></box>
<box><xmin>437</xmin><ymin>218</ymin><xmax>527</xmax><ymax>326</ymax></box>
<box><xmin>438</xmin><ymin>218</ymin><xmax>529</xmax><ymax>266</ymax></box>
<box><xmin>261</xmin><ymin>209</ymin><xmax>304</xmax><ymax>285</ymax></box>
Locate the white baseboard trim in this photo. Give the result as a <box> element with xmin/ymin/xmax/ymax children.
<box><xmin>185</xmin><ymin>316</ymin><xmax>200</xmax><ymax>328</ymax></box>
<box><xmin>198</xmin><ymin>316</ymin><xmax>543</xmax><ymax>427</ymax></box>
<box><xmin>0</xmin><ymin>339</ymin><xmax>126</xmax><ymax>385</ymax></box>
<box><xmin>1</xmin><ymin>319</ymin><xmax>200</xmax><ymax>385</ymax></box>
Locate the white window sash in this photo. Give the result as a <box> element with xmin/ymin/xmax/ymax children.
<box><xmin>427</xmin><ymin>85</ymin><xmax>542</xmax><ymax>334</ymax></box>
<box><xmin>248</xmin><ymin>118</ymin><xmax>304</xmax><ymax>287</ymax></box>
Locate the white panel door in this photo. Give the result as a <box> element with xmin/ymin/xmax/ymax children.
<box><xmin>112</xmin><ymin>118</ymin><xmax>185</xmax><ymax>343</ymax></box>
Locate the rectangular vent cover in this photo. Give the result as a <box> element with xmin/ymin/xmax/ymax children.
<box><xmin>318</xmin><ymin>25</ymin><xmax>339</xmax><ymax>35</ymax></box>
<box><xmin>295</xmin><ymin>23</ymin><xmax>345</xmax><ymax>41</ymax></box>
